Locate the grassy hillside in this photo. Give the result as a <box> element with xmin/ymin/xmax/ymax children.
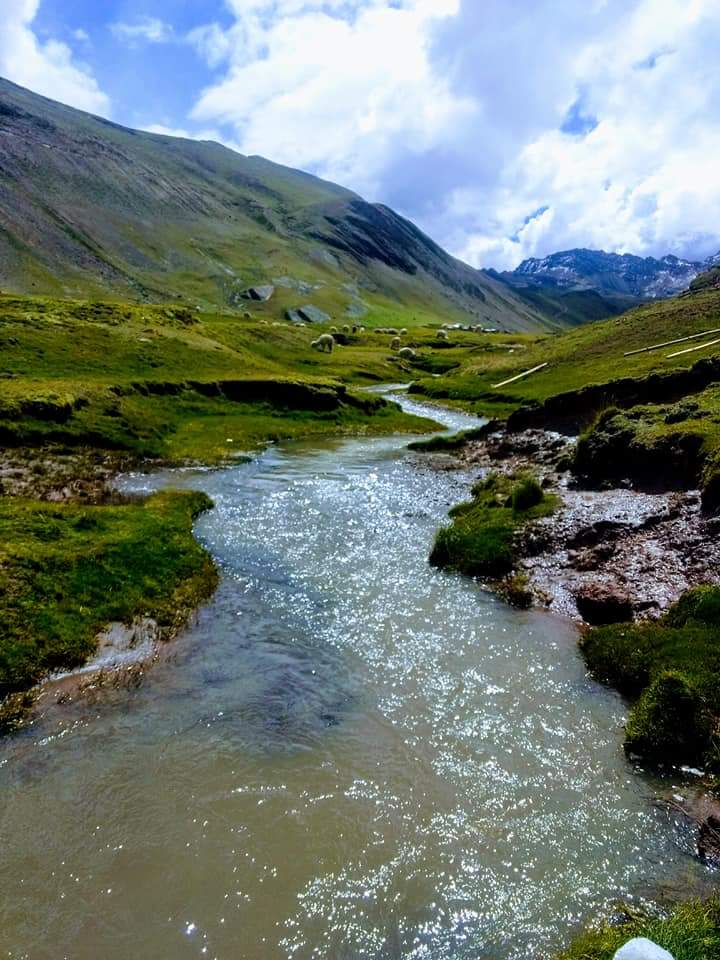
<box><xmin>0</xmin><ymin>77</ymin><xmax>550</xmax><ymax>333</ymax></box>
<box><xmin>411</xmin><ymin>286</ymin><xmax>720</xmax><ymax>420</ymax></box>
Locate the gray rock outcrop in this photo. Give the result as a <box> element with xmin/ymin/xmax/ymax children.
<box><xmin>241</xmin><ymin>285</ymin><xmax>275</xmax><ymax>302</ymax></box>
<box><xmin>297</xmin><ymin>305</ymin><xmax>331</xmax><ymax>325</ymax></box>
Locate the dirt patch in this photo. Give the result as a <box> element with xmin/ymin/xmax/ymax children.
<box><xmin>0</xmin><ymin>448</ymin><xmax>130</xmax><ymax>502</ymax></box>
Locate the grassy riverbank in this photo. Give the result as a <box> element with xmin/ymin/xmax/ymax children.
<box><xmin>558</xmin><ymin>897</ymin><xmax>720</xmax><ymax>960</ymax></box>
<box><xmin>0</xmin><ymin>291</ymin><xmax>461</xmax><ymax>704</ymax></box>
<box><xmin>429</xmin><ymin>472</ymin><xmax>558</xmax><ymax>582</ymax></box>
<box><xmin>574</xmin><ymin>387</ymin><xmax>720</xmax><ymax>509</ymax></box>
<box><xmin>0</xmin><ymin>293</ymin><xmax>451</xmax><ymax>462</ymax></box>
<box><xmin>581</xmin><ymin>585</ymin><xmax>720</xmax><ymax>768</ymax></box>
<box><xmin>0</xmin><ymin>491</ymin><xmax>217</xmax><ymax>701</ymax></box>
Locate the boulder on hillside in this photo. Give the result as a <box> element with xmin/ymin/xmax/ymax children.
<box><xmin>286</xmin><ymin>309</ymin><xmax>305</xmax><ymax>325</ymax></box>
<box><xmin>575</xmin><ymin>583</ymin><xmax>634</xmax><ymax>625</ymax></box>
<box><xmin>241</xmin><ymin>285</ymin><xmax>275</xmax><ymax>302</ymax></box>
<box><xmin>297</xmin><ymin>304</ymin><xmax>331</xmax><ymax>325</ymax></box>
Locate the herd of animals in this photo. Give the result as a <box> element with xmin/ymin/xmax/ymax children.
<box><xmin>308</xmin><ymin>324</ymin><xmax>450</xmax><ymax>357</ymax></box>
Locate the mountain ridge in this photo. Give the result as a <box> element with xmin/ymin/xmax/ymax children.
<box><xmin>494</xmin><ymin>246</ymin><xmax>720</xmax><ymax>305</ymax></box>
<box><xmin>0</xmin><ymin>76</ymin><xmax>550</xmax><ymax>332</ymax></box>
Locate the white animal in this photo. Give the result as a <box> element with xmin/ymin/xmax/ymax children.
<box><xmin>311</xmin><ymin>334</ymin><xmax>334</xmax><ymax>353</ymax></box>
<box><xmin>391</xmin><ymin>337</ymin><xmax>401</xmax><ymax>351</ymax></box>
<box><xmin>398</xmin><ymin>347</ymin><xmax>416</xmax><ymax>360</ymax></box>
<box><xmin>437</xmin><ymin>329</ymin><xmax>449</xmax><ymax>340</ymax></box>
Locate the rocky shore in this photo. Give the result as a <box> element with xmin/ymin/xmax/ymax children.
<box><xmin>441</xmin><ymin>427</ymin><xmax>720</xmax><ymax>624</ymax></box>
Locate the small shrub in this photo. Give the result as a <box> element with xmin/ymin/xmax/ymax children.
<box><xmin>511</xmin><ymin>474</ymin><xmax>544</xmax><ymax>512</ymax></box>
<box><xmin>497</xmin><ymin>572</ymin><xmax>533</xmax><ymax>609</ymax></box>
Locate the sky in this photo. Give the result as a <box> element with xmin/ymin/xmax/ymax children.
<box><xmin>1</xmin><ymin>0</ymin><xmax>719</xmax><ymax>270</ymax></box>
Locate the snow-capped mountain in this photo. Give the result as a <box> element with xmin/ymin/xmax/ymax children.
<box><xmin>499</xmin><ymin>248</ymin><xmax>720</xmax><ymax>301</ymax></box>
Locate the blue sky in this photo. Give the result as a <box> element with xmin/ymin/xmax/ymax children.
<box><xmin>2</xmin><ymin>0</ymin><xmax>719</xmax><ymax>269</ymax></box>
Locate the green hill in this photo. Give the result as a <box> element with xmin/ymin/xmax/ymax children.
<box><xmin>0</xmin><ymin>77</ymin><xmax>551</xmax><ymax>333</ymax></box>
<box><xmin>411</xmin><ymin>283</ymin><xmax>720</xmax><ymax>420</ymax></box>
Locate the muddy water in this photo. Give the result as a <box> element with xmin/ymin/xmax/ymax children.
<box><xmin>0</xmin><ymin>396</ymin><xmax>710</xmax><ymax>960</ymax></box>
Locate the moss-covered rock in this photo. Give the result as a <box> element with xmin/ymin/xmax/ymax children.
<box><xmin>624</xmin><ymin>672</ymin><xmax>712</xmax><ymax>765</ymax></box>
<box><xmin>581</xmin><ymin>585</ymin><xmax>720</xmax><ymax>767</ymax></box>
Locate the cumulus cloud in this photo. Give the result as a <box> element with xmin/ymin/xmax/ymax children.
<box><xmin>0</xmin><ymin>0</ymin><xmax>109</xmax><ymax>114</ymax></box>
<box><xmin>450</xmin><ymin>0</ymin><xmax>720</xmax><ymax>268</ymax></box>
<box><xmin>111</xmin><ymin>16</ymin><xmax>174</xmax><ymax>44</ymax></box>
<box><xmin>182</xmin><ymin>0</ymin><xmax>720</xmax><ymax>269</ymax></box>
<box><xmin>190</xmin><ymin>0</ymin><xmax>476</xmax><ymax>196</ymax></box>
<box><xmin>143</xmin><ymin>122</ymin><xmax>229</xmax><ymax>144</ymax></box>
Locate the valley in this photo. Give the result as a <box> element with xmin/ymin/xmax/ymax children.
<box><xmin>2</xmin><ymin>72</ymin><xmax>720</xmax><ymax>960</ymax></box>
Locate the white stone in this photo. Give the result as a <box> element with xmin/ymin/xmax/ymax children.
<box><xmin>613</xmin><ymin>938</ymin><xmax>675</xmax><ymax>960</ymax></box>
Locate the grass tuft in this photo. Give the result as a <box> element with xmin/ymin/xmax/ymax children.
<box><xmin>556</xmin><ymin>897</ymin><xmax>720</xmax><ymax>960</ymax></box>
<box><xmin>429</xmin><ymin>472</ymin><xmax>557</xmax><ymax>580</ymax></box>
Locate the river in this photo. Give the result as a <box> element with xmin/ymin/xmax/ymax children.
<box><xmin>0</xmin><ymin>394</ymin><xmax>710</xmax><ymax>959</ymax></box>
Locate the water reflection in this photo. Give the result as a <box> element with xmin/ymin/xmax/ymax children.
<box><xmin>0</xmin><ymin>398</ymin><xmax>709</xmax><ymax>960</ymax></box>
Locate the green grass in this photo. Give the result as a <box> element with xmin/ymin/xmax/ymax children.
<box><xmin>0</xmin><ymin>294</ymin><xmax>449</xmax><ymax>461</ymax></box>
<box><xmin>429</xmin><ymin>472</ymin><xmax>558</xmax><ymax>579</ymax></box>
<box><xmin>0</xmin><ymin>491</ymin><xmax>218</xmax><ymax>698</ymax></box>
<box><xmin>557</xmin><ymin>897</ymin><xmax>720</xmax><ymax>960</ymax></box>
<box><xmin>574</xmin><ymin>387</ymin><xmax>720</xmax><ymax>509</ymax></box>
<box><xmin>581</xmin><ymin>586</ymin><xmax>720</xmax><ymax>767</ymax></box>
<box><xmin>410</xmin><ymin>287</ymin><xmax>720</xmax><ymax>420</ymax></box>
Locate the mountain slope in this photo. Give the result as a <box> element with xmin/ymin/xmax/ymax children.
<box><xmin>492</xmin><ymin>248</ymin><xmax>720</xmax><ymax>319</ymax></box>
<box><xmin>0</xmin><ymin>77</ymin><xmax>549</xmax><ymax>332</ymax></box>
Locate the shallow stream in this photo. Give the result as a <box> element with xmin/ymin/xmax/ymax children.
<box><xmin>0</xmin><ymin>395</ymin><xmax>710</xmax><ymax>959</ymax></box>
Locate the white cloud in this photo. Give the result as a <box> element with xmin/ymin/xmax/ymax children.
<box><xmin>437</xmin><ymin>0</ymin><xmax>720</xmax><ymax>268</ymax></box>
<box><xmin>0</xmin><ymin>0</ymin><xmax>109</xmax><ymax>114</ymax></box>
<box><xmin>111</xmin><ymin>16</ymin><xmax>174</xmax><ymax>45</ymax></box>
<box><xmin>186</xmin><ymin>23</ymin><xmax>232</xmax><ymax>68</ymax></box>
<box><xmin>190</xmin><ymin>0</ymin><xmax>475</xmax><ymax>196</ymax></box>
<box><xmin>143</xmin><ymin>122</ymin><xmax>230</xmax><ymax>144</ymax></box>
<box><xmin>182</xmin><ymin>0</ymin><xmax>720</xmax><ymax>270</ymax></box>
